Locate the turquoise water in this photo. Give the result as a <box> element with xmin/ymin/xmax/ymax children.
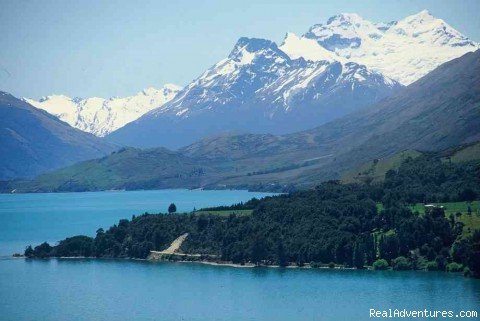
<box><xmin>0</xmin><ymin>259</ymin><xmax>479</xmax><ymax>321</ymax></box>
<box><xmin>0</xmin><ymin>190</ymin><xmax>479</xmax><ymax>320</ymax></box>
<box><xmin>0</xmin><ymin>189</ymin><xmax>277</xmax><ymax>256</ymax></box>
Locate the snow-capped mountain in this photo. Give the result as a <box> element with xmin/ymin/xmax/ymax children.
<box><xmin>302</xmin><ymin>10</ymin><xmax>479</xmax><ymax>84</ymax></box>
<box><xmin>25</xmin><ymin>84</ymin><xmax>182</xmax><ymax>136</ymax></box>
<box><xmin>108</xmin><ymin>37</ymin><xmax>401</xmax><ymax>148</ymax></box>
<box><xmin>35</xmin><ymin>10</ymin><xmax>478</xmax><ymax>148</ymax></box>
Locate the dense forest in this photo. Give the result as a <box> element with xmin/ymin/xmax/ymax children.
<box><xmin>25</xmin><ymin>155</ymin><xmax>480</xmax><ymax>278</ymax></box>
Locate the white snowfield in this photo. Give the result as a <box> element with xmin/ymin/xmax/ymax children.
<box><xmin>25</xmin><ymin>84</ymin><xmax>182</xmax><ymax>136</ymax></box>
<box><xmin>297</xmin><ymin>10</ymin><xmax>479</xmax><ymax>85</ymax></box>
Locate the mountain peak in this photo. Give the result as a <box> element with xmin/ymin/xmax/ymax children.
<box><xmin>327</xmin><ymin>13</ymin><xmax>365</xmax><ymax>25</ymax></box>
<box><xmin>302</xmin><ymin>11</ymin><xmax>479</xmax><ymax>84</ymax></box>
<box><xmin>228</xmin><ymin>37</ymin><xmax>280</xmax><ymax>62</ymax></box>
<box><xmin>406</xmin><ymin>9</ymin><xmax>434</xmax><ymax>21</ymax></box>
<box><xmin>279</xmin><ymin>32</ymin><xmax>338</xmax><ymax>62</ymax></box>
<box><xmin>226</xmin><ymin>37</ymin><xmax>289</xmax><ymax>67</ymax></box>
<box><xmin>393</xmin><ymin>10</ymin><xmax>478</xmax><ymax>48</ymax></box>
<box><xmin>28</xmin><ymin>85</ymin><xmax>181</xmax><ymax>136</ymax></box>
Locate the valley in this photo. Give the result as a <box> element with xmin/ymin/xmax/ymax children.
<box><xmin>2</xmin><ymin>3</ymin><xmax>480</xmax><ymax>321</ymax></box>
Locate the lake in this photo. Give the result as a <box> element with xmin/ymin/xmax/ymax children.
<box><xmin>1</xmin><ymin>190</ymin><xmax>479</xmax><ymax>321</ymax></box>
<box><xmin>0</xmin><ymin>189</ymin><xmax>277</xmax><ymax>256</ymax></box>
<box><xmin>0</xmin><ymin>259</ymin><xmax>479</xmax><ymax>321</ymax></box>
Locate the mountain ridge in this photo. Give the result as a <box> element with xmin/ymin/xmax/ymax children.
<box><xmin>108</xmin><ymin>36</ymin><xmax>401</xmax><ymax>149</ymax></box>
<box><xmin>0</xmin><ymin>91</ymin><xmax>117</xmax><ymax>180</ymax></box>
<box><xmin>7</xmin><ymin>49</ymin><xmax>480</xmax><ymax>192</ymax></box>
<box><xmin>25</xmin><ymin>84</ymin><xmax>182</xmax><ymax>136</ymax></box>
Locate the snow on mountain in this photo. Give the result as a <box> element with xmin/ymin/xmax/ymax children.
<box><xmin>33</xmin><ymin>10</ymin><xmax>477</xmax><ymax>147</ymax></box>
<box><xmin>279</xmin><ymin>32</ymin><xmax>340</xmax><ymax>62</ymax></box>
<box><xmin>151</xmin><ymin>37</ymin><xmax>398</xmax><ymax>118</ymax></box>
<box><xmin>303</xmin><ymin>10</ymin><xmax>479</xmax><ymax>84</ymax></box>
<box><xmin>108</xmin><ymin>37</ymin><xmax>401</xmax><ymax>148</ymax></box>
<box><xmin>25</xmin><ymin>84</ymin><xmax>182</xmax><ymax>136</ymax></box>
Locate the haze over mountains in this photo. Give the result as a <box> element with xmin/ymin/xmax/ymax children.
<box><xmin>7</xmin><ymin>48</ymin><xmax>480</xmax><ymax>192</ymax></box>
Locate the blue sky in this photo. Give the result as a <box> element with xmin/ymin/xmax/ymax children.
<box><xmin>1</xmin><ymin>0</ymin><xmax>479</xmax><ymax>99</ymax></box>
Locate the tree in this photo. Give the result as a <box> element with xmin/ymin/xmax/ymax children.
<box><xmin>250</xmin><ymin>234</ymin><xmax>267</xmax><ymax>265</ymax></box>
<box><xmin>353</xmin><ymin>241</ymin><xmax>365</xmax><ymax>269</ymax></box>
<box><xmin>24</xmin><ymin>245</ymin><xmax>34</xmax><ymax>257</ymax></box>
<box><xmin>467</xmin><ymin>230</ymin><xmax>480</xmax><ymax>278</ymax></box>
<box><xmin>276</xmin><ymin>239</ymin><xmax>288</xmax><ymax>267</ymax></box>
<box><xmin>168</xmin><ymin>203</ymin><xmax>177</xmax><ymax>213</ymax></box>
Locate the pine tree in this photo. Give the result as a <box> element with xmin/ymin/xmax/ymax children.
<box><xmin>168</xmin><ymin>203</ymin><xmax>177</xmax><ymax>213</ymax></box>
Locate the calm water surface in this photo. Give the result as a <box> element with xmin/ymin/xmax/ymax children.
<box><xmin>0</xmin><ymin>190</ymin><xmax>479</xmax><ymax>321</ymax></box>
<box><xmin>0</xmin><ymin>259</ymin><xmax>479</xmax><ymax>321</ymax></box>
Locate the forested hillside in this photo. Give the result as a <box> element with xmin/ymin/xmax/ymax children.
<box><xmin>26</xmin><ymin>154</ymin><xmax>480</xmax><ymax>278</ymax></box>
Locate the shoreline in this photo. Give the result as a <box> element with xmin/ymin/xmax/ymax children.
<box><xmin>13</xmin><ymin>255</ymin><xmax>361</xmax><ymax>270</ymax></box>
<box><xmin>1</xmin><ymin>186</ymin><xmax>283</xmax><ymax>195</ymax></box>
<box><xmin>9</xmin><ymin>255</ymin><xmax>472</xmax><ymax>277</ymax></box>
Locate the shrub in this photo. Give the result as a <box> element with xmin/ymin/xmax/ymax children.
<box><xmin>392</xmin><ymin>256</ymin><xmax>412</xmax><ymax>270</ymax></box>
<box><xmin>446</xmin><ymin>262</ymin><xmax>463</xmax><ymax>273</ymax></box>
<box><xmin>372</xmin><ymin>259</ymin><xmax>389</xmax><ymax>270</ymax></box>
<box><xmin>463</xmin><ymin>267</ymin><xmax>472</xmax><ymax>277</ymax></box>
<box><xmin>425</xmin><ymin>261</ymin><xmax>438</xmax><ymax>271</ymax></box>
<box><xmin>310</xmin><ymin>261</ymin><xmax>322</xmax><ymax>268</ymax></box>
<box><xmin>328</xmin><ymin>262</ymin><xmax>335</xmax><ymax>269</ymax></box>
<box><xmin>413</xmin><ymin>256</ymin><xmax>429</xmax><ymax>270</ymax></box>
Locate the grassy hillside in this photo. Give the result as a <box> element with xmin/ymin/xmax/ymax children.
<box><xmin>5</xmin><ymin>138</ymin><xmax>479</xmax><ymax>194</ymax></box>
<box><xmin>342</xmin><ymin>141</ymin><xmax>480</xmax><ymax>185</ymax></box>
<box><xmin>8</xmin><ymin>148</ymin><xmax>211</xmax><ymax>193</ymax></box>
<box><xmin>444</xmin><ymin>141</ymin><xmax>480</xmax><ymax>163</ymax></box>
<box><xmin>341</xmin><ymin>150</ymin><xmax>423</xmax><ymax>184</ymax></box>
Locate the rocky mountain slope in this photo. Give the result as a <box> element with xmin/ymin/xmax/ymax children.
<box><xmin>25</xmin><ymin>84</ymin><xmax>181</xmax><ymax>136</ymax></box>
<box><xmin>108</xmin><ymin>11</ymin><xmax>477</xmax><ymax>149</ymax></box>
<box><xmin>8</xmin><ymin>49</ymin><xmax>480</xmax><ymax>192</ymax></box>
<box><xmin>108</xmin><ymin>37</ymin><xmax>401</xmax><ymax>149</ymax></box>
<box><xmin>0</xmin><ymin>92</ymin><xmax>117</xmax><ymax>180</ymax></box>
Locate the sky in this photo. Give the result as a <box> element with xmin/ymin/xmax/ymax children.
<box><xmin>1</xmin><ymin>0</ymin><xmax>479</xmax><ymax>99</ymax></box>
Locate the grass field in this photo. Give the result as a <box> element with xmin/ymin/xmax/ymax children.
<box><xmin>377</xmin><ymin>201</ymin><xmax>480</xmax><ymax>237</ymax></box>
<box><xmin>194</xmin><ymin>209</ymin><xmax>253</xmax><ymax>217</ymax></box>
<box><xmin>410</xmin><ymin>201</ymin><xmax>479</xmax><ymax>216</ymax></box>
<box><xmin>445</xmin><ymin>141</ymin><xmax>480</xmax><ymax>163</ymax></box>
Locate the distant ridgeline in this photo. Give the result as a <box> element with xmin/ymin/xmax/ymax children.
<box><xmin>26</xmin><ymin>153</ymin><xmax>480</xmax><ymax>278</ymax></box>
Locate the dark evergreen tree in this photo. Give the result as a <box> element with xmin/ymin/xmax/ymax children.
<box><xmin>168</xmin><ymin>203</ymin><xmax>177</xmax><ymax>213</ymax></box>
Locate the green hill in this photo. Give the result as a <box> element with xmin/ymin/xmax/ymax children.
<box><xmin>7</xmin><ymin>147</ymin><xmax>210</xmax><ymax>193</ymax></box>
<box><xmin>341</xmin><ymin>150</ymin><xmax>423</xmax><ymax>184</ymax></box>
